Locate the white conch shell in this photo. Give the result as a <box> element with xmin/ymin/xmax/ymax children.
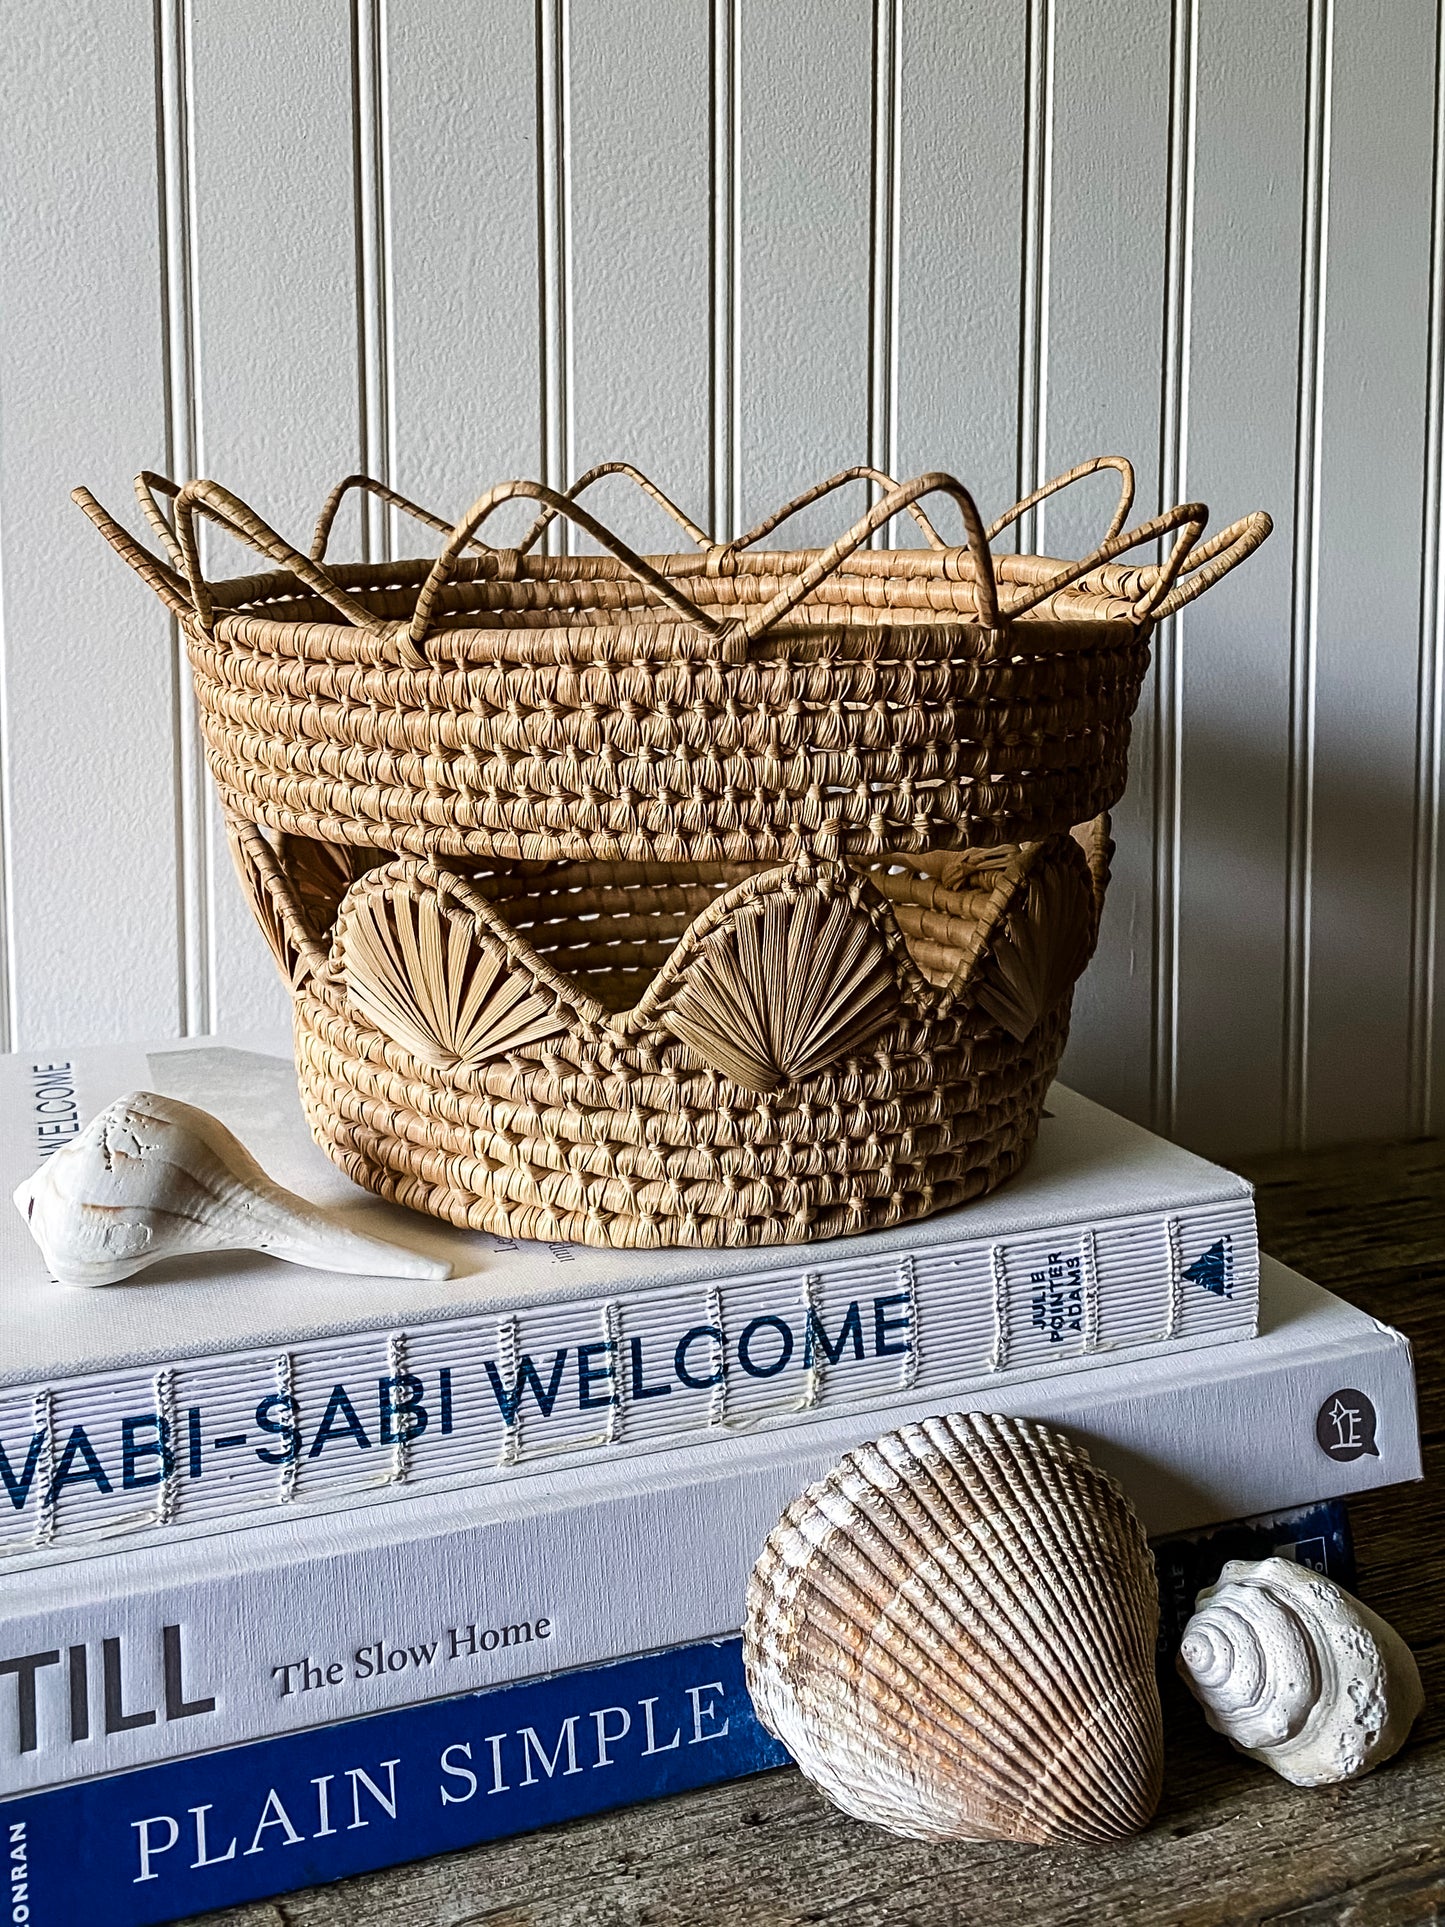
<box><xmin>13</xmin><ymin>1091</ymin><xmax>451</xmax><ymax>1287</ymax></box>
<box><xmin>1177</xmin><ymin>1556</ymin><xmax>1424</xmax><ymax>1786</ymax></box>
<box><xmin>744</xmin><ymin>1411</ymin><xmax>1164</xmax><ymax>1845</ymax></box>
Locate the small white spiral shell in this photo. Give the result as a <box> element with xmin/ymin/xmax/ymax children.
<box><xmin>1177</xmin><ymin>1556</ymin><xmax>1423</xmax><ymax>1786</ymax></box>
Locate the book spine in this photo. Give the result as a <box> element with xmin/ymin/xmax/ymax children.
<box><xmin>0</xmin><ymin>1638</ymin><xmax>786</xmax><ymax>1927</ymax></box>
<box><xmin>1153</xmin><ymin>1497</ymin><xmax>1355</xmax><ymax>1653</ymax></box>
<box><xmin>0</xmin><ymin>1195</ymin><xmax>1257</xmax><ymax>1554</ymax></box>
<box><xmin>0</xmin><ymin>1502</ymin><xmax>1355</xmax><ymax>1927</ymax></box>
<box><xmin>0</xmin><ymin>1311</ymin><xmax>1416</xmax><ymax>1800</ymax></box>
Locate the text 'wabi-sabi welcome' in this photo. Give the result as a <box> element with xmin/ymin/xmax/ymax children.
<box><xmin>0</xmin><ymin>1292</ymin><xmax>914</xmax><ymax>1515</ymax></box>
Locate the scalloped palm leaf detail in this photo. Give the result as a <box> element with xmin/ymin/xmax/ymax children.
<box><xmin>340</xmin><ymin>881</ymin><xmax>567</xmax><ymax>1069</ymax></box>
<box><xmin>971</xmin><ymin>855</ymin><xmax>1095</xmax><ymax>1041</ymax></box>
<box><xmin>226</xmin><ymin>820</ymin><xmax>327</xmax><ymax>991</ymax></box>
<box><xmin>662</xmin><ymin>883</ymin><xmax>901</xmax><ymax>1093</ymax></box>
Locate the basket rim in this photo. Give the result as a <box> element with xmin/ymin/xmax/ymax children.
<box><xmin>73</xmin><ymin>458</ymin><xmax>1272</xmax><ymax>674</ymax></box>
<box><xmin>196</xmin><ymin>544</ymin><xmax>1162</xmax><ymax>638</ymax></box>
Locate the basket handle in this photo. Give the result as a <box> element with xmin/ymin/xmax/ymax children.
<box><xmin>408</xmin><ymin>480</ymin><xmax>732</xmax><ymax>654</ymax></box>
<box><xmin>718</xmin><ymin>465</ymin><xmax>950</xmax><ymax>565</ymax></box>
<box><xmin>986</xmin><ymin>456</ymin><xmax>1135</xmax><ymax>545</ymax></box>
<box><xmin>997</xmin><ymin>499</ymin><xmax>1210</xmax><ymax>622</ymax></box>
<box><xmin>136</xmin><ymin>470</ymin><xmax>291</xmax><ymax>579</ymax></box>
<box><xmin>133</xmin><ymin>470</ymin><xmax>190</xmax><ymax>571</ymax></box>
<box><xmin>737</xmin><ymin>471</ymin><xmax>1000</xmax><ymax>641</ymax></box>
<box><xmin>514</xmin><ymin>462</ymin><xmax>714</xmax><ymax>556</ymax></box>
<box><xmin>170</xmin><ymin>479</ymin><xmax>390</xmax><ymax>637</ymax></box>
<box><xmin>1150</xmin><ymin>511</ymin><xmax>1274</xmax><ymax>618</ymax></box>
<box><xmin>310</xmin><ymin>474</ymin><xmax>471</xmax><ymax>561</ymax></box>
<box><xmin>71</xmin><ymin>485</ymin><xmax>196</xmax><ymax>619</ymax></box>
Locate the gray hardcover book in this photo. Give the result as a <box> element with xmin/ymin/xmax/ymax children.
<box><xmin>0</xmin><ymin>1257</ymin><xmax>1418</xmax><ymax>1799</ymax></box>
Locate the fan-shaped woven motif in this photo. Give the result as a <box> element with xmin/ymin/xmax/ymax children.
<box><xmin>338</xmin><ymin>880</ymin><xmax>566</xmax><ymax>1069</ymax></box>
<box><xmin>972</xmin><ymin>856</ymin><xmax>1097</xmax><ymax>1041</ymax></box>
<box><xmin>661</xmin><ymin>882</ymin><xmax>902</xmax><ymax>1093</ymax></box>
<box><xmin>279</xmin><ymin>831</ymin><xmax>381</xmax><ymax>945</ymax></box>
<box><xmin>261</xmin><ymin>826</ymin><xmax>1109</xmax><ymax>1245</ymax></box>
<box><xmin>226</xmin><ymin>820</ymin><xmax>326</xmax><ymax>991</ymax></box>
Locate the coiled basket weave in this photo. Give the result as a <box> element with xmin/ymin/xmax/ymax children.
<box><xmin>76</xmin><ymin>458</ymin><xmax>1269</xmax><ymax>1248</ymax></box>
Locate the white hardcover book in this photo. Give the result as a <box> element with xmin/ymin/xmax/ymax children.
<box><xmin>0</xmin><ymin>1258</ymin><xmax>1418</xmax><ymax>1798</ymax></box>
<box><xmin>0</xmin><ymin>1043</ymin><xmax>1259</xmax><ymax>1558</ymax></box>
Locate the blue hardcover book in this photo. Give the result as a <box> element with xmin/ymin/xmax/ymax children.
<box><xmin>1</xmin><ymin>1501</ymin><xmax>1355</xmax><ymax>1927</ymax></box>
<box><xmin>1153</xmin><ymin>1496</ymin><xmax>1355</xmax><ymax>1657</ymax></box>
<box><xmin>2</xmin><ymin>1636</ymin><xmax>786</xmax><ymax>1927</ymax></box>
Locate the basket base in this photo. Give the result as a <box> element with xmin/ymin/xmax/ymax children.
<box><xmin>291</xmin><ymin>994</ymin><xmax>1070</xmax><ymax>1251</ymax></box>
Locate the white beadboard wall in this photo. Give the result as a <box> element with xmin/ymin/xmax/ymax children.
<box><xmin>0</xmin><ymin>0</ymin><xmax>1441</xmax><ymax>1158</ymax></box>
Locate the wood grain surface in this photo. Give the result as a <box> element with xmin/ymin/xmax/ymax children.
<box><xmin>187</xmin><ymin>1136</ymin><xmax>1445</xmax><ymax>1927</ymax></box>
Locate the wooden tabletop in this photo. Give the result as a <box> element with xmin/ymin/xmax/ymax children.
<box><xmin>191</xmin><ymin>1134</ymin><xmax>1444</xmax><ymax>1927</ymax></box>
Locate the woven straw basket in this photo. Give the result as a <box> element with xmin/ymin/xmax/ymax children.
<box><xmin>77</xmin><ymin>459</ymin><xmax>1268</xmax><ymax>1248</ymax></box>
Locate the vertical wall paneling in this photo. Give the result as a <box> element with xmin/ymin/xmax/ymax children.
<box><xmin>1284</xmin><ymin>0</ymin><xmax>1331</xmax><ymax>1148</ymax></box>
<box><xmin>3</xmin><ymin>4</ymin><xmax>1443</xmax><ymax>1151</ymax></box>
<box><xmin>538</xmin><ymin>0</ymin><xmax>572</xmax><ymax>552</ymax></box>
<box><xmin>1015</xmin><ymin>0</ymin><xmax>1053</xmax><ymax>553</ymax></box>
<box><xmin>1151</xmin><ymin>0</ymin><xmax>1196</xmax><ymax>1136</ymax></box>
<box><xmin>353</xmin><ymin>0</ymin><xmax>396</xmax><ymax>562</ymax></box>
<box><xmin>0</xmin><ymin>0</ymin><xmax>182</xmax><ymax>1047</ymax></box>
<box><xmin>892</xmin><ymin>0</ymin><xmax>1028</xmax><ymax>527</ymax></box>
<box><xmin>1045</xmin><ymin>0</ymin><xmax>1172</xmax><ymax>1128</ymax></box>
<box><xmin>0</xmin><ymin>441</ymin><xmax>10</xmax><ymax>1047</ymax></box>
<box><xmin>1171</xmin><ymin>0</ymin><xmax>1308</xmax><ymax>1157</ymax></box>
<box><xmin>1412</xmin><ymin>9</ymin><xmax>1445</xmax><ymax>1140</ymax></box>
<box><xmin>710</xmin><ymin>0</ymin><xmax>741</xmax><ymax>540</ymax></box>
<box><xmin>735</xmin><ymin>0</ymin><xmax>874</xmax><ymax>547</ymax></box>
<box><xmin>1305</xmin><ymin>0</ymin><xmax>1435</xmax><ymax>1144</ymax></box>
<box><xmin>157</xmin><ymin>0</ymin><xmax>208</xmax><ymax>1038</ymax></box>
<box><xmin>568</xmin><ymin>1</ymin><xmax>712</xmax><ymax>547</ymax></box>
<box><xmin>1033</xmin><ymin>2</ymin><xmax>1170</xmax><ymax>558</ymax></box>
<box><xmin>186</xmin><ymin>0</ymin><xmax>360</xmax><ymax>1041</ymax></box>
<box><xmin>384</xmin><ymin>0</ymin><xmax>542</xmax><ymax>542</ymax></box>
<box><xmin>867</xmin><ymin>0</ymin><xmax>900</xmax><ymax>517</ymax></box>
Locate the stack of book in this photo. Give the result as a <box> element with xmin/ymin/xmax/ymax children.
<box><xmin>0</xmin><ymin>1041</ymin><xmax>1420</xmax><ymax>1926</ymax></box>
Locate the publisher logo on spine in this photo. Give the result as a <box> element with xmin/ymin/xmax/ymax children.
<box><xmin>1315</xmin><ymin>1388</ymin><xmax>1379</xmax><ymax>1461</ymax></box>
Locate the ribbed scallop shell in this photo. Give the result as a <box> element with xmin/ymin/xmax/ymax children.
<box><xmin>744</xmin><ymin>1412</ymin><xmax>1163</xmax><ymax>1845</ymax></box>
<box><xmin>1178</xmin><ymin>1556</ymin><xmax>1424</xmax><ymax>1785</ymax></box>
